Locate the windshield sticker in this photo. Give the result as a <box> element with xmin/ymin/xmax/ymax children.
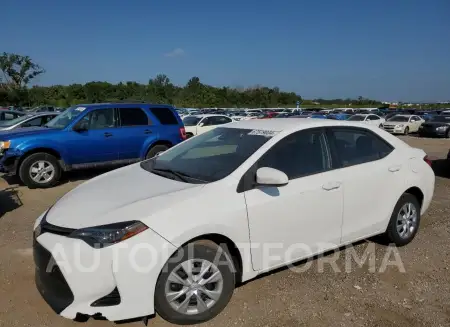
<box><xmin>248</xmin><ymin>129</ymin><xmax>279</xmax><ymax>137</ymax></box>
<box><xmin>75</xmin><ymin>107</ymin><xmax>86</xmax><ymax>112</ymax></box>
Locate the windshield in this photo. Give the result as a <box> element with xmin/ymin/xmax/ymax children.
<box><xmin>141</xmin><ymin>127</ymin><xmax>274</xmax><ymax>183</ymax></box>
<box><xmin>348</xmin><ymin>115</ymin><xmax>365</xmax><ymax>121</ymax></box>
<box><xmin>45</xmin><ymin>106</ymin><xmax>86</xmax><ymax>129</ymax></box>
<box><xmin>428</xmin><ymin>115</ymin><xmax>450</xmax><ymax>122</ymax></box>
<box><xmin>183</xmin><ymin>116</ymin><xmax>202</xmax><ymax>126</ymax></box>
<box><xmin>0</xmin><ymin>114</ymin><xmax>33</xmax><ymax>127</ymax></box>
<box><xmin>387</xmin><ymin>115</ymin><xmax>409</xmax><ymax>122</ymax></box>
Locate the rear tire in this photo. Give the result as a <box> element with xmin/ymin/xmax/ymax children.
<box><xmin>186</xmin><ymin>133</ymin><xmax>194</xmax><ymax>139</ymax></box>
<box><xmin>154</xmin><ymin>241</ymin><xmax>236</xmax><ymax>325</ymax></box>
<box><xmin>384</xmin><ymin>193</ymin><xmax>421</xmax><ymax>246</ymax></box>
<box><xmin>18</xmin><ymin>152</ymin><xmax>61</xmax><ymax>188</ymax></box>
<box><xmin>145</xmin><ymin>144</ymin><xmax>169</xmax><ymax>159</ymax></box>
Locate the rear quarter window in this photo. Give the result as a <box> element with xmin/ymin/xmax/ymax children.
<box><xmin>149</xmin><ymin>107</ymin><xmax>179</xmax><ymax>125</ymax></box>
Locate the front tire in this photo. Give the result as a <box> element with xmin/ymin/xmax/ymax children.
<box><xmin>446</xmin><ymin>128</ymin><xmax>450</xmax><ymax>139</ymax></box>
<box><xmin>384</xmin><ymin>193</ymin><xmax>421</xmax><ymax>246</ymax></box>
<box><xmin>155</xmin><ymin>241</ymin><xmax>236</xmax><ymax>325</ymax></box>
<box><xmin>404</xmin><ymin>126</ymin><xmax>409</xmax><ymax>135</ymax></box>
<box><xmin>18</xmin><ymin>152</ymin><xmax>61</xmax><ymax>188</ymax></box>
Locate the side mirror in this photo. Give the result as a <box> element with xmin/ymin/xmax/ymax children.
<box><xmin>256</xmin><ymin>167</ymin><xmax>288</xmax><ymax>187</ymax></box>
<box><xmin>198</xmin><ymin>122</ymin><xmax>204</xmax><ymax>127</ymax></box>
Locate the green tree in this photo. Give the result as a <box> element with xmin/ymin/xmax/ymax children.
<box><xmin>0</xmin><ymin>52</ymin><xmax>45</xmax><ymax>89</ymax></box>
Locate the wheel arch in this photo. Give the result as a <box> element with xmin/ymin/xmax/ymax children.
<box><xmin>143</xmin><ymin>140</ymin><xmax>173</xmax><ymax>158</ymax></box>
<box><xmin>16</xmin><ymin>147</ymin><xmax>66</xmax><ymax>174</ymax></box>
<box><xmin>404</xmin><ymin>186</ymin><xmax>424</xmax><ymax>208</ymax></box>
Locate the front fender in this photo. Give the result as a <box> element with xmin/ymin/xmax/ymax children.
<box><xmin>16</xmin><ymin>140</ymin><xmax>68</xmax><ymax>162</ymax></box>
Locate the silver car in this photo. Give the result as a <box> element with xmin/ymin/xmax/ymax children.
<box><xmin>0</xmin><ymin>112</ymin><xmax>59</xmax><ymax>131</ymax></box>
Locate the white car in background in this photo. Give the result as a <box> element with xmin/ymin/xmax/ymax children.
<box><xmin>240</xmin><ymin>112</ymin><xmax>260</xmax><ymax>121</ymax></box>
<box><xmin>33</xmin><ymin>118</ymin><xmax>434</xmax><ymax>325</ymax></box>
<box><xmin>382</xmin><ymin>114</ymin><xmax>424</xmax><ymax>135</ymax></box>
<box><xmin>348</xmin><ymin>114</ymin><xmax>385</xmax><ymax>127</ymax></box>
<box><xmin>183</xmin><ymin>114</ymin><xmax>233</xmax><ymax>137</ymax></box>
<box><xmin>0</xmin><ymin>112</ymin><xmax>59</xmax><ymax>131</ymax></box>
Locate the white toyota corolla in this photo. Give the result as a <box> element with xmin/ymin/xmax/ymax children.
<box><xmin>33</xmin><ymin>118</ymin><xmax>435</xmax><ymax>325</ymax></box>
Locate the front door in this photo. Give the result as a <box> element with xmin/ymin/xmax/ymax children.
<box><xmin>244</xmin><ymin>128</ymin><xmax>344</xmax><ymax>271</ymax></box>
<box><xmin>65</xmin><ymin>108</ymin><xmax>120</xmax><ymax>165</ymax></box>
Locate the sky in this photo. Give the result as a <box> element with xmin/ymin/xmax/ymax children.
<box><xmin>3</xmin><ymin>0</ymin><xmax>450</xmax><ymax>102</ymax></box>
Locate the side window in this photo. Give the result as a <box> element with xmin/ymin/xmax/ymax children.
<box><xmin>149</xmin><ymin>108</ymin><xmax>178</xmax><ymax>125</ymax></box>
<box><xmin>201</xmin><ymin>117</ymin><xmax>212</xmax><ymax>126</ymax></box>
<box><xmin>21</xmin><ymin>117</ymin><xmax>43</xmax><ymax>127</ymax></box>
<box><xmin>78</xmin><ymin>108</ymin><xmax>116</xmax><ymax>130</ymax></box>
<box><xmin>257</xmin><ymin>129</ymin><xmax>330</xmax><ymax>180</ymax></box>
<box><xmin>210</xmin><ymin>116</ymin><xmax>231</xmax><ymax>125</ymax></box>
<box><xmin>329</xmin><ymin>128</ymin><xmax>393</xmax><ymax>167</ymax></box>
<box><xmin>369</xmin><ymin>115</ymin><xmax>379</xmax><ymax>120</ymax></box>
<box><xmin>119</xmin><ymin>108</ymin><xmax>150</xmax><ymax>126</ymax></box>
<box><xmin>4</xmin><ymin>113</ymin><xmax>15</xmax><ymax>120</ymax></box>
<box><xmin>42</xmin><ymin>115</ymin><xmax>56</xmax><ymax>125</ymax></box>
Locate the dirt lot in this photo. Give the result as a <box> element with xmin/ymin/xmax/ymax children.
<box><xmin>0</xmin><ymin>136</ymin><xmax>449</xmax><ymax>327</ymax></box>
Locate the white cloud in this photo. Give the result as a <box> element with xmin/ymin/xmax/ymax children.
<box><xmin>164</xmin><ymin>48</ymin><xmax>185</xmax><ymax>58</ymax></box>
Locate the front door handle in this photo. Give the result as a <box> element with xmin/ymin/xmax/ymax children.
<box><xmin>144</xmin><ymin>129</ymin><xmax>152</xmax><ymax>134</ymax></box>
<box><xmin>104</xmin><ymin>132</ymin><xmax>113</xmax><ymax>137</ymax></box>
<box><xmin>388</xmin><ymin>165</ymin><xmax>402</xmax><ymax>172</ymax></box>
<box><xmin>322</xmin><ymin>181</ymin><xmax>342</xmax><ymax>191</ymax></box>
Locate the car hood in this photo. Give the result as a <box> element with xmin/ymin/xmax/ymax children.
<box><xmin>46</xmin><ymin>163</ymin><xmax>204</xmax><ymax>229</ymax></box>
<box><xmin>0</xmin><ymin>126</ymin><xmax>59</xmax><ymax>139</ymax></box>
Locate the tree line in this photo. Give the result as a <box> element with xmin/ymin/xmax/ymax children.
<box><xmin>2</xmin><ymin>52</ymin><xmax>442</xmax><ymax>109</ymax></box>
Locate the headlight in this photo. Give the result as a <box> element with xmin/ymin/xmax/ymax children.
<box><xmin>70</xmin><ymin>221</ymin><xmax>148</xmax><ymax>248</ymax></box>
<box><xmin>436</xmin><ymin>126</ymin><xmax>446</xmax><ymax>131</ymax></box>
<box><xmin>0</xmin><ymin>141</ymin><xmax>11</xmax><ymax>150</ymax></box>
<box><xmin>395</xmin><ymin>124</ymin><xmax>404</xmax><ymax>128</ymax></box>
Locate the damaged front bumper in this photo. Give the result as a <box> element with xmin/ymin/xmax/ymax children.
<box><xmin>0</xmin><ymin>149</ymin><xmax>22</xmax><ymax>175</ymax></box>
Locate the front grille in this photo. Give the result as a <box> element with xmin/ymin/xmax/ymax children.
<box><xmin>34</xmin><ymin>240</ymin><xmax>74</xmax><ymax>313</ymax></box>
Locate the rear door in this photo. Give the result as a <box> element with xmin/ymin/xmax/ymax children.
<box><xmin>326</xmin><ymin>127</ymin><xmax>407</xmax><ymax>243</ymax></box>
<box><xmin>117</xmin><ymin>107</ymin><xmax>156</xmax><ymax>161</ymax></box>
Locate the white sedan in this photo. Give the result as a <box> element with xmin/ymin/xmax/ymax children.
<box><xmin>347</xmin><ymin>114</ymin><xmax>385</xmax><ymax>127</ymax></box>
<box><xmin>33</xmin><ymin>119</ymin><xmax>434</xmax><ymax>325</ymax></box>
<box><xmin>183</xmin><ymin>114</ymin><xmax>233</xmax><ymax>137</ymax></box>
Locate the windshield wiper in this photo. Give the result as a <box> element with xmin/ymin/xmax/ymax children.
<box><xmin>151</xmin><ymin>168</ymin><xmax>208</xmax><ymax>183</ymax></box>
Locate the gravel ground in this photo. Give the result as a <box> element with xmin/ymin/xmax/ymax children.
<box><xmin>0</xmin><ymin>136</ymin><xmax>449</xmax><ymax>327</ymax></box>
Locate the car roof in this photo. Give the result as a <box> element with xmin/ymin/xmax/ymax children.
<box><xmin>72</xmin><ymin>103</ymin><xmax>174</xmax><ymax>109</ymax></box>
<box><xmin>1</xmin><ymin>109</ymin><xmax>25</xmax><ymax>114</ymax></box>
<box><xmin>224</xmin><ymin>117</ymin><xmax>382</xmax><ymax>132</ymax></box>
<box><xmin>191</xmin><ymin>114</ymin><xmax>229</xmax><ymax>118</ymax></box>
<box><xmin>390</xmin><ymin>114</ymin><xmax>413</xmax><ymax>117</ymax></box>
<box><xmin>27</xmin><ymin>111</ymin><xmax>59</xmax><ymax>116</ymax></box>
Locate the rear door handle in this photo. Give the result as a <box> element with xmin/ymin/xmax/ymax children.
<box><xmin>144</xmin><ymin>129</ymin><xmax>152</xmax><ymax>134</ymax></box>
<box><xmin>104</xmin><ymin>132</ymin><xmax>113</xmax><ymax>137</ymax></box>
<box><xmin>322</xmin><ymin>181</ymin><xmax>342</xmax><ymax>191</ymax></box>
<box><xmin>388</xmin><ymin>165</ymin><xmax>402</xmax><ymax>172</ymax></box>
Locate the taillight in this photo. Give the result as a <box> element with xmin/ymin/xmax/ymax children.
<box><xmin>179</xmin><ymin>127</ymin><xmax>187</xmax><ymax>140</ymax></box>
<box><xmin>423</xmin><ymin>155</ymin><xmax>432</xmax><ymax>167</ymax></box>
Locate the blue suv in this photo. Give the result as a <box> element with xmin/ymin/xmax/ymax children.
<box><xmin>0</xmin><ymin>103</ymin><xmax>186</xmax><ymax>188</ymax></box>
